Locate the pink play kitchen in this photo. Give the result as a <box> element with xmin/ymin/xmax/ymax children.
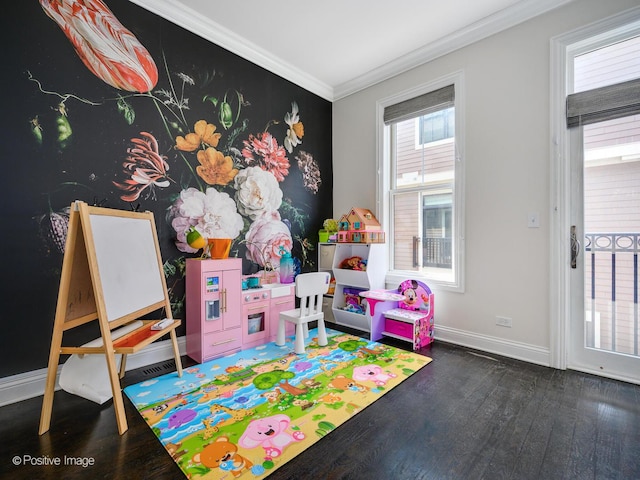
<box><xmin>185</xmin><ymin>258</ymin><xmax>295</xmax><ymax>363</ymax></box>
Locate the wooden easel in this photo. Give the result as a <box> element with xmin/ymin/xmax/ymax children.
<box><xmin>39</xmin><ymin>201</ymin><xmax>183</xmax><ymax>435</ymax></box>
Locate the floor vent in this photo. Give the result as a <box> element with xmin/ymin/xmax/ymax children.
<box><xmin>142</xmin><ymin>361</ymin><xmax>176</xmax><ymax>376</ymax></box>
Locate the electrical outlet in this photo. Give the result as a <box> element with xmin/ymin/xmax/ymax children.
<box><xmin>496</xmin><ymin>316</ymin><xmax>512</xmax><ymax>327</ymax></box>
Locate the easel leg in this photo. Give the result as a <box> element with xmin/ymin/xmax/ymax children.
<box><xmin>104</xmin><ymin>349</ymin><xmax>129</xmax><ymax>435</ymax></box>
<box><xmin>170</xmin><ymin>329</ymin><xmax>183</xmax><ymax>377</ymax></box>
<box><xmin>119</xmin><ymin>354</ymin><xmax>127</xmax><ymax>379</ymax></box>
<box><xmin>39</xmin><ymin>327</ymin><xmax>64</xmax><ymax>435</ymax></box>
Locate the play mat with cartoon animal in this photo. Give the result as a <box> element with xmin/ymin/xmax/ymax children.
<box><xmin>124</xmin><ymin>328</ymin><xmax>431</xmax><ymax>479</ymax></box>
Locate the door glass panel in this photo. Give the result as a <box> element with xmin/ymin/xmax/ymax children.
<box><xmin>583</xmin><ymin>114</ymin><xmax>640</xmax><ymax>357</ymax></box>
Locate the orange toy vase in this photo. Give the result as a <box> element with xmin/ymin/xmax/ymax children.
<box><xmin>207</xmin><ymin>238</ymin><xmax>232</xmax><ymax>259</ymax></box>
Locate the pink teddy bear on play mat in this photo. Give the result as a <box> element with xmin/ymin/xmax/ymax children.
<box><xmin>352</xmin><ymin>364</ymin><xmax>397</xmax><ymax>386</ymax></box>
<box><xmin>238</xmin><ymin>414</ymin><xmax>305</xmax><ymax>458</ymax></box>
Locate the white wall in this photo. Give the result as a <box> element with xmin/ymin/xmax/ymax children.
<box><xmin>332</xmin><ymin>0</ymin><xmax>640</xmax><ymax>365</ymax></box>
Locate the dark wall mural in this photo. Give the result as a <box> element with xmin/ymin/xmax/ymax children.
<box><xmin>1</xmin><ymin>0</ymin><xmax>332</xmax><ymax>378</ymax></box>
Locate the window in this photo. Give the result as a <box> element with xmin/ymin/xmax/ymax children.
<box><xmin>378</xmin><ymin>73</ymin><xmax>465</xmax><ymax>290</ymax></box>
<box><xmin>417</xmin><ymin>107</ymin><xmax>455</xmax><ymax>146</ymax></box>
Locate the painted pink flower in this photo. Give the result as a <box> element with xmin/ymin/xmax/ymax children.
<box><xmin>295</xmin><ymin>150</ymin><xmax>321</xmax><ymax>194</ymax></box>
<box><xmin>113</xmin><ymin>132</ymin><xmax>170</xmax><ymax>202</ymax></box>
<box><xmin>241</xmin><ymin>132</ymin><xmax>290</xmax><ymax>182</ymax></box>
<box><xmin>39</xmin><ymin>0</ymin><xmax>158</xmax><ymax>92</ymax></box>
<box><xmin>244</xmin><ymin>211</ymin><xmax>293</xmax><ymax>268</ymax></box>
<box><xmin>170</xmin><ymin>213</ymin><xmax>197</xmax><ymax>254</ymax></box>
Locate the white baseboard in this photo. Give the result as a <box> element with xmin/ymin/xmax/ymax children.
<box><xmin>434</xmin><ymin>325</ymin><xmax>551</xmax><ymax>367</ymax></box>
<box><xmin>0</xmin><ymin>336</ymin><xmax>186</xmax><ymax>408</ymax></box>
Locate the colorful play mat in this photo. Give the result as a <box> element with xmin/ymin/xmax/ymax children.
<box><xmin>124</xmin><ymin>328</ymin><xmax>431</xmax><ymax>479</ymax></box>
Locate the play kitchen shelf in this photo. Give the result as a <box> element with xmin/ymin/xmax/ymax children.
<box><xmin>317</xmin><ymin>242</ymin><xmax>336</xmax><ymax>323</ymax></box>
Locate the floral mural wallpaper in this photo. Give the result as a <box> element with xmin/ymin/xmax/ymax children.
<box><xmin>1</xmin><ymin>0</ymin><xmax>332</xmax><ymax>378</ymax></box>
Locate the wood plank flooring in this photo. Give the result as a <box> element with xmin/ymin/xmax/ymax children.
<box><xmin>2</xmin><ymin>329</ymin><xmax>640</xmax><ymax>479</ymax></box>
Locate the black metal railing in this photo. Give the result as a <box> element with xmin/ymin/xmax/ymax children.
<box><xmin>584</xmin><ymin>232</ymin><xmax>640</xmax><ymax>356</ymax></box>
<box><xmin>413</xmin><ymin>236</ymin><xmax>452</xmax><ymax>268</ymax></box>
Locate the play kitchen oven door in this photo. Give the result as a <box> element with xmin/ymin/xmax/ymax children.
<box><xmin>242</xmin><ymin>288</ymin><xmax>270</xmax><ymax>347</ymax></box>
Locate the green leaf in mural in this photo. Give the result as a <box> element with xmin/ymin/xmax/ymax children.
<box><xmin>30</xmin><ymin>117</ymin><xmax>43</xmax><ymax>145</ymax></box>
<box><xmin>56</xmin><ymin>114</ymin><xmax>72</xmax><ymax>147</ymax></box>
<box><xmin>117</xmin><ymin>97</ymin><xmax>135</xmax><ymax>125</ymax></box>
<box><xmin>279</xmin><ymin>199</ymin><xmax>308</xmax><ymax>234</ymax></box>
<box><xmin>202</xmin><ymin>94</ymin><xmax>219</xmax><ymax>107</ymax></box>
<box><xmin>219</xmin><ymin>100</ymin><xmax>233</xmax><ymax>129</ymax></box>
<box><xmin>224</xmin><ymin>118</ymin><xmax>249</xmax><ymax>151</ymax></box>
<box><xmin>163</xmin><ymin>259</ymin><xmax>177</xmax><ymax>277</ymax></box>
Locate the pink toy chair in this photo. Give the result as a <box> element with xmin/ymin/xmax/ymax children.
<box><xmin>276</xmin><ymin>272</ymin><xmax>330</xmax><ymax>354</ymax></box>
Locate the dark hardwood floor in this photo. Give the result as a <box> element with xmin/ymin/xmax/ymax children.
<box><xmin>2</xmin><ymin>328</ymin><xmax>640</xmax><ymax>480</ymax></box>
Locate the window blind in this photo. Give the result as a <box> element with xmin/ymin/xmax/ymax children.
<box><xmin>566</xmin><ymin>77</ymin><xmax>640</xmax><ymax>128</ymax></box>
<box><xmin>384</xmin><ymin>84</ymin><xmax>455</xmax><ymax>125</ymax></box>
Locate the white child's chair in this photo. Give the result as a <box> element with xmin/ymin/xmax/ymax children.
<box><xmin>276</xmin><ymin>271</ymin><xmax>330</xmax><ymax>354</ymax></box>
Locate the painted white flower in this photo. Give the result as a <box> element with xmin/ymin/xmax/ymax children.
<box><xmin>284</xmin><ymin>101</ymin><xmax>304</xmax><ymax>153</ymax></box>
<box><xmin>234</xmin><ymin>166</ymin><xmax>283</xmax><ymax>220</ymax></box>
<box><xmin>177</xmin><ymin>187</ymin><xmax>243</xmax><ymax>239</ymax></box>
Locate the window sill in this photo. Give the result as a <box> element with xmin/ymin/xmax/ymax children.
<box><xmin>385</xmin><ymin>271</ymin><xmax>463</xmax><ymax>293</ymax></box>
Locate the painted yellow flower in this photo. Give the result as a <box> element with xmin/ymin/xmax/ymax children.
<box><xmin>175</xmin><ymin>120</ymin><xmax>222</xmax><ymax>152</ymax></box>
<box><xmin>292</xmin><ymin>121</ymin><xmax>304</xmax><ymax>139</ymax></box>
<box><xmin>196</xmin><ymin>147</ymin><xmax>239</xmax><ymax>185</ymax></box>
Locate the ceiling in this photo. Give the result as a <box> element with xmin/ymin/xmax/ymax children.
<box><xmin>130</xmin><ymin>0</ymin><xmax>572</xmax><ymax>101</ymax></box>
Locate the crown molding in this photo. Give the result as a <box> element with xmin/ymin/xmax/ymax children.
<box><xmin>129</xmin><ymin>0</ymin><xmax>573</xmax><ymax>102</ymax></box>
<box><xmin>333</xmin><ymin>0</ymin><xmax>574</xmax><ymax>100</ymax></box>
<box><xmin>128</xmin><ymin>0</ymin><xmax>334</xmax><ymax>101</ymax></box>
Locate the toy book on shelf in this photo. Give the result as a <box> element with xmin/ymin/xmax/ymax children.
<box><xmin>336</xmin><ymin>207</ymin><xmax>385</xmax><ymax>243</ymax></box>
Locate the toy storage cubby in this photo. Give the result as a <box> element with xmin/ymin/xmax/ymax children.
<box><xmin>331</xmin><ymin>242</ymin><xmax>385</xmax><ymax>335</ymax></box>
<box><xmin>318</xmin><ymin>242</ymin><xmax>336</xmax><ymax>323</ymax></box>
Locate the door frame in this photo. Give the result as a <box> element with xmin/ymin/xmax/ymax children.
<box><xmin>550</xmin><ymin>7</ymin><xmax>640</xmax><ymax>374</ymax></box>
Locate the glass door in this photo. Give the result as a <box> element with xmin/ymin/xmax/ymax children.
<box><xmin>567</xmin><ymin>33</ymin><xmax>640</xmax><ymax>382</ymax></box>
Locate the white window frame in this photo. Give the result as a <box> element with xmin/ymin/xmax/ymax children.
<box><xmin>376</xmin><ymin>71</ymin><xmax>466</xmax><ymax>292</ymax></box>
